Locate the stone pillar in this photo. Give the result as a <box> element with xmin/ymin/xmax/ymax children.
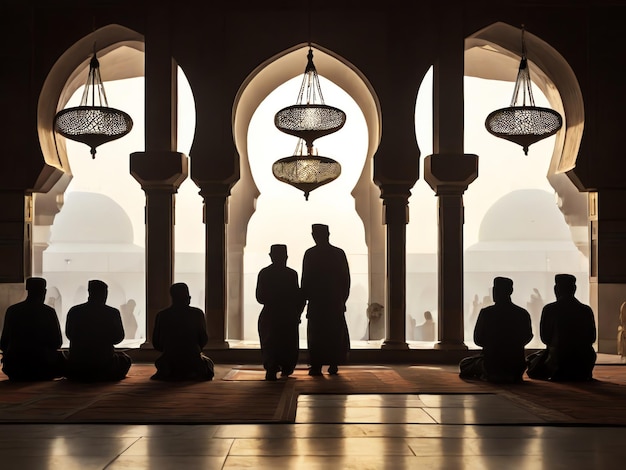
<box><xmin>0</xmin><ymin>192</ymin><xmax>32</xmax><ymax>331</ymax></box>
<box><xmin>424</xmin><ymin>154</ymin><xmax>478</xmax><ymax>350</ymax></box>
<box><xmin>198</xmin><ymin>184</ymin><xmax>230</xmax><ymax>348</ymax></box>
<box><xmin>0</xmin><ymin>191</ymin><xmax>32</xmax><ymax>283</ymax></box>
<box><xmin>589</xmin><ymin>190</ymin><xmax>626</xmax><ymax>353</ymax></box>
<box><xmin>381</xmin><ymin>186</ymin><xmax>410</xmax><ymax>350</ymax></box>
<box><xmin>131</xmin><ymin>6</ymin><xmax>185</xmax><ymax>347</ymax></box>
<box><xmin>131</xmin><ymin>152</ymin><xmax>188</xmax><ymax>347</ymax></box>
<box><xmin>425</xmin><ymin>8</ymin><xmax>479</xmax><ymax>349</ymax></box>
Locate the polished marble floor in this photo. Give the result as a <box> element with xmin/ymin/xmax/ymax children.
<box><xmin>1</xmin><ymin>392</ymin><xmax>625</xmax><ymax>469</ymax></box>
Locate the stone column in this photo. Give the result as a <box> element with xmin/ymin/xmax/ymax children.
<box><xmin>131</xmin><ymin>152</ymin><xmax>188</xmax><ymax>347</ymax></box>
<box><xmin>0</xmin><ymin>191</ymin><xmax>31</xmax><ymax>283</ymax></box>
<box><xmin>131</xmin><ymin>6</ymin><xmax>186</xmax><ymax>347</ymax></box>
<box><xmin>589</xmin><ymin>190</ymin><xmax>626</xmax><ymax>353</ymax></box>
<box><xmin>381</xmin><ymin>186</ymin><xmax>411</xmax><ymax>350</ymax></box>
<box><xmin>0</xmin><ymin>192</ymin><xmax>33</xmax><ymax>329</ymax></box>
<box><xmin>425</xmin><ymin>7</ymin><xmax>479</xmax><ymax>349</ymax></box>
<box><xmin>197</xmin><ymin>184</ymin><xmax>230</xmax><ymax>348</ymax></box>
<box><xmin>424</xmin><ymin>154</ymin><xmax>478</xmax><ymax>349</ymax></box>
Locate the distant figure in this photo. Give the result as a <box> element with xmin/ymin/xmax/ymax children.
<box><xmin>527</xmin><ymin>288</ymin><xmax>544</xmax><ymax>316</ymax></box>
<box><xmin>45</xmin><ymin>287</ymin><xmax>68</xmax><ymax>344</ymax></box>
<box><xmin>65</xmin><ymin>280</ymin><xmax>131</xmax><ymax>382</ymax></box>
<box><xmin>618</xmin><ymin>302</ymin><xmax>626</xmax><ymax>360</ymax></box>
<box><xmin>415</xmin><ymin>311</ymin><xmax>435</xmax><ymax>341</ymax></box>
<box><xmin>302</xmin><ymin>223</ymin><xmax>351</xmax><ymax>376</ymax></box>
<box><xmin>0</xmin><ymin>277</ymin><xmax>65</xmax><ymax>381</ymax></box>
<box><xmin>526</xmin><ymin>274</ymin><xmax>596</xmax><ymax>381</ymax></box>
<box><xmin>151</xmin><ymin>283</ymin><xmax>214</xmax><ymax>381</ymax></box>
<box><xmin>366</xmin><ymin>302</ymin><xmax>384</xmax><ymax>340</ymax></box>
<box><xmin>256</xmin><ymin>244</ymin><xmax>305</xmax><ymax>381</ymax></box>
<box><xmin>466</xmin><ymin>292</ymin><xmax>492</xmax><ymax>339</ymax></box>
<box><xmin>459</xmin><ymin>277</ymin><xmax>533</xmax><ymax>383</ymax></box>
<box><xmin>526</xmin><ymin>287</ymin><xmax>544</xmax><ymax>339</ymax></box>
<box><xmin>120</xmin><ymin>299</ymin><xmax>138</xmax><ymax>340</ymax></box>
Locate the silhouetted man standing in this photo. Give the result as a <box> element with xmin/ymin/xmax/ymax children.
<box><xmin>527</xmin><ymin>274</ymin><xmax>596</xmax><ymax>381</ymax></box>
<box><xmin>65</xmin><ymin>280</ymin><xmax>131</xmax><ymax>382</ymax></box>
<box><xmin>0</xmin><ymin>277</ymin><xmax>65</xmax><ymax>380</ymax></box>
<box><xmin>301</xmin><ymin>224</ymin><xmax>351</xmax><ymax>376</ymax></box>
<box><xmin>256</xmin><ymin>244</ymin><xmax>305</xmax><ymax>380</ymax></box>
<box><xmin>151</xmin><ymin>283</ymin><xmax>214</xmax><ymax>381</ymax></box>
<box><xmin>460</xmin><ymin>277</ymin><xmax>533</xmax><ymax>383</ymax></box>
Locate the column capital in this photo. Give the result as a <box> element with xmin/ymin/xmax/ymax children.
<box><xmin>196</xmin><ymin>182</ymin><xmax>233</xmax><ymax>199</ymax></box>
<box><xmin>379</xmin><ymin>184</ymin><xmax>412</xmax><ymax>201</ymax></box>
<box><xmin>379</xmin><ymin>184</ymin><xmax>411</xmax><ymax>225</ymax></box>
<box><xmin>130</xmin><ymin>151</ymin><xmax>188</xmax><ymax>189</ymax></box>
<box><xmin>424</xmin><ymin>153</ymin><xmax>478</xmax><ymax>195</ymax></box>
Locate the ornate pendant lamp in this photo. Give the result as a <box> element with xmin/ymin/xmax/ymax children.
<box><xmin>54</xmin><ymin>49</ymin><xmax>133</xmax><ymax>159</ymax></box>
<box><xmin>484</xmin><ymin>28</ymin><xmax>562</xmax><ymax>155</ymax></box>
<box><xmin>273</xmin><ymin>47</ymin><xmax>345</xmax><ymax>199</ymax></box>
<box><xmin>273</xmin><ymin>139</ymin><xmax>341</xmax><ymax>201</ymax></box>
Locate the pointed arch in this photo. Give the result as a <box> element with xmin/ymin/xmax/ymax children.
<box><xmin>463</xmin><ymin>23</ymin><xmax>589</xmax><ymax>346</ymax></box>
<box><xmin>229</xmin><ymin>44</ymin><xmax>382</xmax><ymax>340</ymax></box>
<box><xmin>465</xmin><ymin>22</ymin><xmax>587</xmax><ymax>254</ymax></box>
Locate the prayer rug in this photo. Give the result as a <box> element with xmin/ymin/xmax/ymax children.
<box><xmin>1</xmin><ymin>363</ymin><xmax>625</xmax><ymax>425</ymax></box>
<box><xmin>0</xmin><ymin>364</ymin><xmax>293</xmax><ymax>424</ymax></box>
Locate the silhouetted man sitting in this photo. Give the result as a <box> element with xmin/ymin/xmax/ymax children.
<box><xmin>460</xmin><ymin>277</ymin><xmax>533</xmax><ymax>383</ymax></box>
<box><xmin>302</xmin><ymin>223</ymin><xmax>351</xmax><ymax>376</ymax></box>
<box><xmin>527</xmin><ymin>274</ymin><xmax>596</xmax><ymax>381</ymax></box>
<box><xmin>65</xmin><ymin>280</ymin><xmax>131</xmax><ymax>382</ymax></box>
<box><xmin>256</xmin><ymin>244</ymin><xmax>305</xmax><ymax>381</ymax></box>
<box><xmin>0</xmin><ymin>277</ymin><xmax>65</xmax><ymax>381</ymax></box>
<box><xmin>151</xmin><ymin>283</ymin><xmax>214</xmax><ymax>381</ymax></box>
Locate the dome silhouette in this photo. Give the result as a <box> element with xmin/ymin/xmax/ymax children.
<box><xmin>478</xmin><ymin>189</ymin><xmax>571</xmax><ymax>242</ymax></box>
<box><xmin>49</xmin><ymin>191</ymin><xmax>134</xmax><ymax>244</ymax></box>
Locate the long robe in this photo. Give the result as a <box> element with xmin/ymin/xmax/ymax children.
<box><xmin>460</xmin><ymin>301</ymin><xmax>533</xmax><ymax>383</ymax></box>
<box><xmin>151</xmin><ymin>304</ymin><xmax>214</xmax><ymax>381</ymax></box>
<box><xmin>65</xmin><ymin>301</ymin><xmax>131</xmax><ymax>382</ymax></box>
<box><xmin>0</xmin><ymin>299</ymin><xmax>65</xmax><ymax>380</ymax></box>
<box><xmin>256</xmin><ymin>263</ymin><xmax>304</xmax><ymax>375</ymax></box>
<box><xmin>527</xmin><ymin>296</ymin><xmax>596</xmax><ymax>381</ymax></box>
<box><xmin>301</xmin><ymin>243</ymin><xmax>351</xmax><ymax>368</ymax></box>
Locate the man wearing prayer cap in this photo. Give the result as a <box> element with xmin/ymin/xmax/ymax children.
<box><xmin>459</xmin><ymin>276</ymin><xmax>533</xmax><ymax>383</ymax></box>
<box><xmin>312</xmin><ymin>223</ymin><xmax>329</xmax><ymax>235</ymax></box>
<box><xmin>302</xmin><ymin>223</ymin><xmax>351</xmax><ymax>376</ymax></box>
<box><xmin>527</xmin><ymin>274</ymin><xmax>596</xmax><ymax>381</ymax></box>
<box><xmin>151</xmin><ymin>282</ymin><xmax>214</xmax><ymax>381</ymax></box>
<box><xmin>0</xmin><ymin>277</ymin><xmax>65</xmax><ymax>380</ymax></box>
<box><xmin>256</xmin><ymin>244</ymin><xmax>305</xmax><ymax>380</ymax></box>
<box><xmin>26</xmin><ymin>277</ymin><xmax>47</xmax><ymax>291</ymax></box>
<box><xmin>65</xmin><ymin>280</ymin><xmax>131</xmax><ymax>381</ymax></box>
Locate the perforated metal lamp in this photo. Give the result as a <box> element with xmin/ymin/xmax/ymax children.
<box><xmin>485</xmin><ymin>28</ymin><xmax>562</xmax><ymax>155</ymax></box>
<box><xmin>273</xmin><ymin>47</ymin><xmax>345</xmax><ymax>199</ymax></box>
<box><xmin>275</xmin><ymin>48</ymin><xmax>346</xmax><ymax>149</ymax></box>
<box><xmin>272</xmin><ymin>140</ymin><xmax>341</xmax><ymax>201</ymax></box>
<box><xmin>54</xmin><ymin>50</ymin><xmax>133</xmax><ymax>158</ymax></box>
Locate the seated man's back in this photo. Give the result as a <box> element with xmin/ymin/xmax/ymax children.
<box><xmin>460</xmin><ymin>277</ymin><xmax>533</xmax><ymax>383</ymax></box>
<box><xmin>0</xmin><ymin>277</ymin><xmax>65</xmax><ymax>381</ymax></box>
<box><xmin>65</xmin><ymin>280</ymin><xmax>131</xmax><ymax>382</ymax></box>
<box><xmin>151</xmin><ymin>283</ymin><xmax>214</xmax><ymax>381</ymax></box>
<box><xmin>527</xmin><ymin>274</ymin><xmax>596</xmax><ymax>381</ymax></box>
<box><xmin>476</xmin><ymin>302</ymin><xmax>533</xmax><ymax>381</ymax></box>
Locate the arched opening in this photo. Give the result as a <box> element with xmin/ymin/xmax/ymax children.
<box><xmin>409</xmin><ymin>23</ymin><xmax>587</xmax><ymax>348</ymax></box>
<box><xmin>35</xmin><ymin>25</ymin><xmax>199</xmax><ymax>346</ymax></box>
<box><xmin>462</xmin><ymin>23</ymin><xmax>588</xmax><ymax>347</ymax></box>
<box><xmin>231</xmin><ymin>45</ymin><xmax>382</xmax><ymax>346</ymax></box>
